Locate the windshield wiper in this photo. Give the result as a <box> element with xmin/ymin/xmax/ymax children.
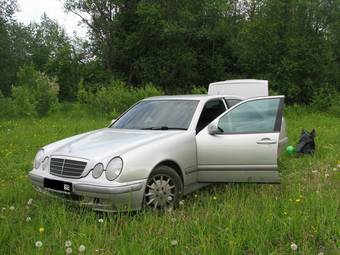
<box><xmin>140</xmin><ymin>126</ymin><xmax>187</xmax><ymax>130</ymax></box>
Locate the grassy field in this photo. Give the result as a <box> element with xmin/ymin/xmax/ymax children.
<box><xmin>0</xmin><ymin>107</ymin><xmax>339</xmax><ymax>254</ymax></box>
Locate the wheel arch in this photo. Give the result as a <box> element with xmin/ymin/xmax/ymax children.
<box><xmin>151</xmin><ymin>159</ymin><xmax>184</xmax><ymax>184</ymax></box>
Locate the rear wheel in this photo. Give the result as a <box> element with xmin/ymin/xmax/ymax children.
<box><xmin>144</xmin><ymin>166</ymin><xmax>183</xmax><ymax>210</ymax></box>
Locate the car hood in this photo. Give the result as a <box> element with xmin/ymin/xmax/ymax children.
<box><xmin>51</xmin><ymin>128</ymin><xmax>183</xmax><ymax>160</ymax></box>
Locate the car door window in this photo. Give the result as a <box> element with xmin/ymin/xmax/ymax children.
<box><xmin>224</xmin><ymin>98</ymin><xmax>242</xmax><ymax>108</ymax></box>
<box><xmin>218</xmin><ymin>98</ymin><xmax>281</xmax><ymax>133</ymax></box>
<box><xmin>196</xmin><ymin>100</ymin><xmax>226</xmax><ymax>133</ymax></box>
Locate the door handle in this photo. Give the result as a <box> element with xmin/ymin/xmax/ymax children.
<box><xmin>256</xmin><ymin>138</ymin><xmax>277</xmax><ymax>144</ymax></box>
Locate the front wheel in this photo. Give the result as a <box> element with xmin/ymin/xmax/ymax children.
<box><xmin>143</xmin><ymin>165</ymin><xmax>183</xmax><ymax>210</ymax></box>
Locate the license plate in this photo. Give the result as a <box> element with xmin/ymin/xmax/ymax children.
<box><xmin>44</xmin><ymin>178</ymin><xmax>72</xmax><ymax>193</ymax></box>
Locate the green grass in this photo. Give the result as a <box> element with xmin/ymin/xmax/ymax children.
<box><xmin>0</xmin><ymin>107</ymin><xmax>339</xmax><ymax>254</ymax></box>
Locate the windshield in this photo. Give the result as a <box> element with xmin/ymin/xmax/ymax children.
<box><xmin>111</xmin><ymin>100</ymin><xmax>199</xmax><ymax>130</ymax></box>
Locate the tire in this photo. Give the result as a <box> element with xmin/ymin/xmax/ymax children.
<box><xmin>143</xmin><ymin>165</ymin><xmax>183</xmax><ymax>210</ymax></box>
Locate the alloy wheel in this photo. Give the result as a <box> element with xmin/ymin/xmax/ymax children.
<box><xmin>144</xmin><ymin>174</ymin><xmax>177</xmax><ymax>210</ymax></box>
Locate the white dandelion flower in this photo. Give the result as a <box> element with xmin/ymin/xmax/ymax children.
<box><xmin>317</xmin><ymin>252</ymin><xmax>324</xmax><ymax>255</ymax></box>
<box><xmin>66</xmin><ymin>247</ymin><xmax>72</xmax><ymax>254</ymax></box>
<box><xmin>290</xmin><ymin>242</ymin><xmax>298</xmax><ymax>251</ymax></box>
<box><xmin>1</xmin><ymin>207</ymin><xmax>6</xmax><ymax>211</ymax></box>
<box><xmin>26</xmin><ymin>216</ymin><xmax>31</xmax><ymax>222</ymax></box>
<box><xmin>9</xmin><ymin>206</ymin><xmax>15</xmax><ymax>211</ymax></box>
<box><xmin>65</xmin><ymin>240</ymin><xmax>72</xmax><ymax>247</ymax></box>
<box><xmin>35</xmin><ymin>241</ymin><xmax>43</xmax><ymax>248</ymax></box>
<box><xmin>98</xmin><ymin>218</ymin><xmax>104</xmax><ymax>223</ymax></box>
<box><xmin>27</xmin><ymin>198</ymin><xmax>33</xmax><ymax>206</ymax></box>
<box><xmin>333</xmin><ymin>168</ymin><xmax>337</xmax><ymax>171</ymax></box>
<box><xmin>78</xmin><ymin>245</ymin><xmax>86</xmax><ymax>252</ymax></box>
<box><xmin>171</xmin><ymin>240</ymin><xmax>178</xmax><ymax>246</ymax></box>
<box><xmin>179</xmin><ymin>200</ymin><xmax>184</xmax><ymax>206</ymax></box>
<box><xmin>325</xmin><ymin>173</ymin><xmax>330</xmax><ymax>178</ymax></box>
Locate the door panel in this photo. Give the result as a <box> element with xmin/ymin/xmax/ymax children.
<box><xmin>196</xmin><ymin>96</ymin><xmax>284</xmax><ymax>183</ymax></box>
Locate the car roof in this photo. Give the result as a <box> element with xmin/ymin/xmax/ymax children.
<box><xmin>144</xmin><ymin>94</ymin><xmax>244</xmax><ymax>102</ymax></box>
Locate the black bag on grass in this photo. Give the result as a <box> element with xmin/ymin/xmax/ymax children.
<box><xmin>296</xmin><ymin>129</ymin><xmax>316</xmax><ymax>154</ymax></box>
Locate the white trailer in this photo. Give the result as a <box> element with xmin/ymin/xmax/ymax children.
<box><xmin>208</xmin><ymin>79</ymin><xmax>268</xmax><ymax>99</ymax></box>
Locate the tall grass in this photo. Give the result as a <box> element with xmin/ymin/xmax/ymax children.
<box><xmin>0</xmin><ymin>107</ymin><xmax>339</xmax><ymax>254</ymax></box>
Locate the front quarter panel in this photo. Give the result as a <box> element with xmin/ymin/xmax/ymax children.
<box><xmin>117</xmin><ymin>131</ymin><xmax>197</xmax><ymax>185</ymax></box>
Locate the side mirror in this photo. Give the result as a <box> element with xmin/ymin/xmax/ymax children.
<box><xmin>110</xmin><ymin>119</ymin><xmax>116</xmax><ymax>125</ymax></box>
<box><xmin>208</xmin><ymin>123</ymin><xmax>221</xmax><ymax>135</ymax></box>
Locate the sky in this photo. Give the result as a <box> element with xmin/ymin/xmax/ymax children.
<box><xmin>15</xmin><ymin>0</ymin><xmax>88</xmax><ymax>38</ymax></box>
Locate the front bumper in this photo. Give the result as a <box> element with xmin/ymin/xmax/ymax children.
<box><xmin>28</xmin><ymin>170</ymin><xmax>147</xmax><ymax>212</ymax></box>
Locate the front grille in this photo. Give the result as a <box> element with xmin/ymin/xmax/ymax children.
<box><xmin>50</xmin><ymin>157</ymin><xmax>87</xmax><ymax>178</ymax></box>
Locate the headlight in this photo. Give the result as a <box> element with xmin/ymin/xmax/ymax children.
<box><xmin>34</xmin><ymin>149</ymin><xmax>45</xmax><ymax>169</ymax></box>
<box><xmin>92</xmin><ymin>163</ymin><xmax>104</xmax><ymax>179</ymax></box>
<box><xmin>105</xmin><ymin>157</ymin><xmax>123</xmax><ymax>181</ymax></box>
<box><xmin>42</xmin><ymin>157</ymin><xmax>49</xmax><ymax>171</ymax></box>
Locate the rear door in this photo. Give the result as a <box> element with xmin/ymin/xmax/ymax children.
<box><xmin>196</xmin><ymin>96</ymin><xmax>284</xmax><ymax>183</ymax></box>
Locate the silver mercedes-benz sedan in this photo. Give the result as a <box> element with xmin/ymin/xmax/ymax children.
<box><xmin>29</xmin><ymin>95</ymin><xmax>288</xmax><ymax>211</ymax></box>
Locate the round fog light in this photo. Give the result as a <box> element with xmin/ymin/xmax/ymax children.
<box><xmin>92</xmin><ymin>163</ymin><xmax>104</xmax><ymax>179</ymax></box>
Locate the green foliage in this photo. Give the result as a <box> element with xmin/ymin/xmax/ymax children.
<box><xmin>77</xmin><ymin>80</ymin><xmax>163</xmax><ymax>117</ymax></box>
<box><xmin>0</xmin><ymin>90</ymin><xmax>18</xmax><ymax>118</ymax></box>
<box><xmin>0</xmin><ymin>0</ymin><xmax>18</xmax><ymax>23</ymax></box>
<box><xmin>31</xmin><ymin>15</ymin><xmax>80</xmax><ymax>100</ymax></box>
<box><xmin>12</xmin><ymin>65</ymin><xmax>59</xmax><ymax>117</ymax></box>
<box><xmin>191</xmin><ymin>86</ymin><xmax>208</xmax><ymax>94</ymax></box>
<box><xmin>64</xmin><ymin>0</ymin><xmax>339</xmax><ymax>103</ymax></box>
<box><xmin>35</xmin><ymin>75</ymin><xmax>59</xmax><ymax>116</ymax></box>
<box><xmin>76</xmin><ymin>78</ymin><xmax>88</xmax><ymax>105</ymax></box>
<box><xmin>311</xmin><ymin>85</ymin><xmax>337</xmax><ymax>112</ymax></box>
<box><xmin>1</xmin><ymin>0</ymin><xmax>340</xmax><ymax>104</ymax></box>
<box><xmin>11</xmin><ymin>85</ymin><xmax>36</xmax><ymax>117</ymax></box>
<box><xmin>329</xmin><ymin>94</ymin><xmax>340</xmax><ymax>115</ymax></box>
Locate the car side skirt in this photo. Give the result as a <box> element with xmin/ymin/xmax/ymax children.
<box><xmin>197</xmin><ymin>165</ymin><xmax>280</xmax><ymax>183</ymax></box>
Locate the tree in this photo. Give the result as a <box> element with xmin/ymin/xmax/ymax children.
<box><xmin>233</xmin><ymin>0</ymin><xmax>338</xmax><ymax>103</ymax></box>
<box><xmin>0</xmin><ymin>0</ymin><xmax>18</xmax><ymax>23</ymax></box>
<box><xmin>0</xmin><ymin>0</ymin><xmax>19</xmax><ymax>96</ymax></box>
<box><xmin>26</xmin><ymin>14</ymin><xmax>82</xmax><ymax>100</ymax></box>
<box><xmin>64</xmin><ymin>0</ymin><xmax>241</xmax><ymax>92</ymax></box>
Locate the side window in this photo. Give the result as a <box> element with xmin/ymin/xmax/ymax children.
<box><xmin>196</xmin><ymin>100</ymin><xmax>226</xmax><ymax>133</ymax></box>
<box><xmin>218</xmin><ymin>98</ymin><xmax>281</xmax><ymax>134</ymax></box>
<box><xmin>225</xmin><ymin>98</ymin><xmax>241</xmax><ymax>108</ymax></box>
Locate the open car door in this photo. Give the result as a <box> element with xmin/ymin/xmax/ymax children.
<box><xmin>196</xmin><ymin>96</ymin><xmax>284</xmax><ymax>183</ymax></box>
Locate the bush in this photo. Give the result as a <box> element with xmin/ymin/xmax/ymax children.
<box><xmin>77</xmin><ymin>80</ymin><xmax>163</xmax><ymax>117</ymax></box>
<box><xmin>35</xmin><ymin>75</ymin><xmax>59</xmax><ymax>116</ymax></box>
<box><xmin>329</xmin><ymin>93</ymin><xmax>340</xmax><ymax>115</ymax></box>
<box><xmin>311</xmin><ymin>85</ymin><xmax>336</xmax><ymax>112</ymax></box>
<box><xmin>0</xmin><ymin>91</ymin><xmax>18</xmax><ymax>118</ymax></box>
<box><xmin>12</xmin><ymin>85</ymin><xmax>36</xmax><ymax>117</ymax></box>
<box><xmin>191</xmin><ymin>86</ymin><xmax>208</xmax><ymax>94</ymax></box>
<box><xmin>12</xmin><ymin>65</ymin><xmax>59</xmax><ymax>117</ymax></box>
